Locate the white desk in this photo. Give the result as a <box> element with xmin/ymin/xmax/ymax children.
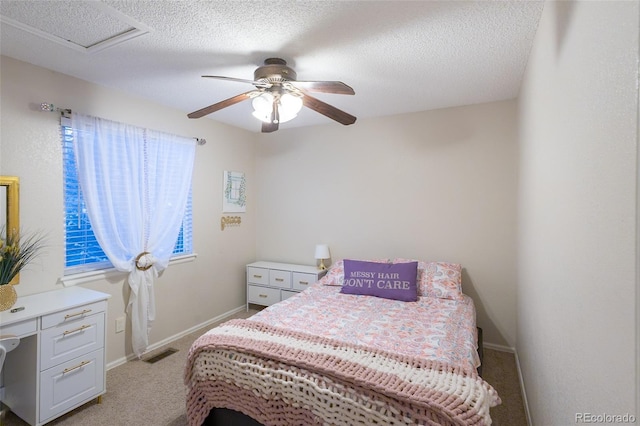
<box><xmin>0</xmin><ymin>286</ymin><xmax>110</xmax><ymax>426</ymax></box>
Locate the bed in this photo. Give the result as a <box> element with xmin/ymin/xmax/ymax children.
<box><xmin>185</xmin><ymin>259</ymin><xmax>501</xmax><ymax>425</ymax></box>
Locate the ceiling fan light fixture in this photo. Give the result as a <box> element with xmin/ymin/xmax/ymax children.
<box><xmin>251</xmin><ymin>92</ymin><xmax>275</xmax><ymax>123</ymax></box>
<box><xmin>278</xmin><ymin>93</ymin><xmax>303</xmax><ymax>123</ymax></box>
<box><xmin>189</xmin><ymin>58</ymin><xmax>356</xmax><ymax>131</ymax></box>
<box><xmin>252</xmin><ymin>92</ymin><xmax>273</xmax><ymax>112</ymax></box>
<box><xmin>251</xmin><ymin>92</ymin><xmax>303</xmax><ymax>124</ymax></box>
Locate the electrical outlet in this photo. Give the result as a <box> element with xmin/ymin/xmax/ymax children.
<box><xmin>115</xmin><ymin>317</ymin><xmax>125</xmax><ymax>333</ymax></box>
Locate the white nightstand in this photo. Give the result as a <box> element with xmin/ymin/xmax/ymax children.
<box><xmin>246</xmin><ymin>261</ymin><xmax>327</xmax><ymax>309</ymax></box>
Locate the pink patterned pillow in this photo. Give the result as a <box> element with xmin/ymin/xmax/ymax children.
<box><xmin>322</xmin><ymin>258</ymin><xmax>390</xmax><ymax>286</ymax></box>
<box><xmin>394</xmin><ymin>259</ymin><xmax>463</xmax><ymax>300</ymax></box>
<box><xmin>322</xmin><ymin>260</ymin><xmax>345</xmax><ymax>286</ymax></box>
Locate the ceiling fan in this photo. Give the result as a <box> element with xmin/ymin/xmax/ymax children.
<box><xmin>187</xmin><ymin>58</ymin><xmax>356</xmax><ymax>133</ymax></box>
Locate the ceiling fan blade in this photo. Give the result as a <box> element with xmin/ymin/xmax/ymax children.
<box><xmin>202</xmin><ymin>75</ymin><xmax>271</xmax><ymax>88</ymax></box>
<box><xmin>187</xmin><ymin>91</ymin><xmax>257</xmax><ymax>119</ymax></box>
<box><xmin>288</xmin><ymin>81</ymin><xmax>355</xmax><ymax>95</ymax></box>
<box><xmin>302</xmin><ymin>94</ymin><xmax>357</xmax><ymax>125</ymax></box>
<box><xmin>262</xmin><ymin>121</ymin><xmax>279</xmax><ymax>133</ymax></box>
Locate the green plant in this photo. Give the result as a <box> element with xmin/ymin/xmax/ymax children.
<box><xmin>0</xmin><ymin>227</ymin><xmax>45</xmax><ymax>285</ymax></box>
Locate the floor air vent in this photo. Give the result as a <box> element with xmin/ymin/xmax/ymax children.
<box><xmin>143</xmin><ymin>348</ymin><xmax>178</xmax><ymax>364</ymax></box>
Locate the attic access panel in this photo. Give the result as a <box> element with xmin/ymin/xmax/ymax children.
<box><xmin>0</xmin><ymin>0</ymin><xmax>150</xmax><ymax>54</ymax></box>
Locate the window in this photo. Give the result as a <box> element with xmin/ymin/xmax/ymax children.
<box><xmin>62</xmin><ymin>125</ymin><xmax>193</xmax><ymax>275</ymax></box>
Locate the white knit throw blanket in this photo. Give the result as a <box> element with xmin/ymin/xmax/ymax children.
<box><xmin>185</xmin><ymin>319</ymin><xmax>501</xmax><ymax>426</ymax></box>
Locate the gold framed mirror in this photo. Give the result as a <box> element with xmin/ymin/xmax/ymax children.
<box><xmin>1</xmin><ymin>176</ymin><xmax>20</xmax><ymax>284</ymax></box>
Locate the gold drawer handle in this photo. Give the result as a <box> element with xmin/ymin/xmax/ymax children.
<box><xmin>275</xmin><ymin>278</ymin><xmax>284</xmax><ymax>282</ymax></box>
<box><xmin>253</xmin><ymin>274</ymin><xmax>263</xmax><ymax>278</ymax></box>
<box><xmin>299</xmin><ymin>281</ymin><xmax>309</xmax><ymax>285</ymax></box>
<box><xmin>63</xmin><ymin>360</ymin><xmax>91</xmax><ymax>374</ymax></box>
<box><xmin>64</xmin><ymin>309</ymin><xmax>92</xmax><ymax>319</ymax></box>
<box><xmin>259</xmin><ymin>294</ymin><xmax>268</xmax><ymax>298</ymax></box>
<box><xmin>63</xmin><ymin>324</ymin><xmax>91</xmax><ymax>336</ymax></box>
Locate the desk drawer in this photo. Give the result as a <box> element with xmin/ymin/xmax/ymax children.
<box><xmin>247</xmin><ymin>267</ymin><xmax>269</xmax><ymax>285</ymax></box>
<box><xmin>0</xmin><ymin>317</ymin><xmax>37</xmax><ymax>338</ymax></box>
<box><xmin>247</xmin><ymin>285</ymin><xmax>280</xmax><ymax>306</ymax></box>
<box><xmin>269</xmin><ymin>270</ymin><xmax>291</xmax><ymax>289</ymax></box>
<box><xmin>40</xmin><ymin>313</ymin><xmax>105</xmax><ymax>371</ymax></box>
<box><xmin>41</xmin><ymin>300</ymin><xmax>107</xmax><ymax>330</ymax></box>
<box><xmin>40</xmin><ymin>348</ymin><xmax>105</xmax><ymax>423</ymax></box>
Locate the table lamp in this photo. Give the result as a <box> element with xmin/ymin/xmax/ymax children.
<box><xmin>314</xmin><ymin>244</ymin><xmax>331</xmax><ymax>270</ymax></box>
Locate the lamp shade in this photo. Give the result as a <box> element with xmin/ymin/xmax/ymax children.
<box><xmin>251</xmin><ymin>92</ymin><xmax>275</xmax><ymax>123</ymax></box>
<box><xmin>314</xmin><ymin>244</ymin><xmax>330</xmax><ymax>260</ymax></box>
<box><xmin>278</xmin><ymin>93</ymin><xmax>303</xmax><ymax>123</ymax></box>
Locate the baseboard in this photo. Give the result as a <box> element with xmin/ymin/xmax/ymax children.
<box><xmin>514</xmin><ymin>350</ymin><xmax>533</xmax><ymax>426</ymax></box>
<box><xmin>483</xmin><ymin>342</ymin><xmax>515</xmax><ymax>353</ymax></box>
<box><xmin>106</xmin><ymin>304</ymin><xmax>246</xmax><ymax>370</ymax></box>
<box><xmin>482</xmin><ymin>342</ymin><xmax>532</xmax><ymax>426</ymax></box>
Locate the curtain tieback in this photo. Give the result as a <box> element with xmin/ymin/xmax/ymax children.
<box><xmin>135</xmin><ymin>252</ymin><xmax>154</xmax><ymax>271</ymax></box>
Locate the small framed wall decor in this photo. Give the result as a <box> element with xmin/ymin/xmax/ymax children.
<box><xmin>223</xmin><ymin>170</ymin><xmax>246</xmax><ymax>213</ymax></box>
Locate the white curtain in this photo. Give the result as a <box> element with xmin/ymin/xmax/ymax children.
<box><xmin>71</xmin><ymin>113</ymin><xmax>196</xmax><ymax>357</ymax></box>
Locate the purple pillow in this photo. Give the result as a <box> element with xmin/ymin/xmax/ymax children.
<box><xmin>340</xmin><ymin>259</ymin><xmax>418</xmax><ymax>302</ymax></box>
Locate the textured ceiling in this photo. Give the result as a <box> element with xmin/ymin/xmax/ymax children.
<box><xmin>0</xmin><ymin>0</ymin><xmax>544</xmax><ymax>132</ymax></box>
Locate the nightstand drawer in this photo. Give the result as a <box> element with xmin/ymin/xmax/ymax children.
<box><xmin>247</xmin><ymin>285</ymin><xmax>280</xmax><ymax>306</ymax></box>
<box><xmin>292</xmin><ymin>272</ymin><xmax>316</xmax><ymax>291</ymax></box>
<box><xmin>247</xmin><ymin>267</ymin><xmax>269</xmax><ymax>285</ymax></box>
<box><xmin>40</xmin><ymin>312</ymin><xmax>105</xmax><ymax>371</ymax></box>
<box><xmin>281</xmin><ymin>290</ymin><xmax>298</xmax><ymax>301</ymax></box>
<box><xmin>269</xmin><ymin>270</ymin><xmax>291</xmax><ymax>289</ymax></box>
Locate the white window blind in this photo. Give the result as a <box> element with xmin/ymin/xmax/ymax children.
<box><xmin>62</xmin><ymin>124</ymin><xmax>193</xmax><ymax>275</ymax></box>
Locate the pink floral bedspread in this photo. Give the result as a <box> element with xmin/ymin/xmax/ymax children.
<box><xmin>248</xmin><ymin>281</ymin><xmax>480</xmax><ymax>372</ymax></box>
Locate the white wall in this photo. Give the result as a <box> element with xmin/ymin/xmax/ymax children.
<box><xmin>0</xmin><ymin>56</ymin><xmax>258</xmax><ymax>364</ymax></box>
<box><xmin>1</xmin><ymin>55</ymin><xmax>519</xmax><ymax>358</ymax></box>
<box><xmin>517</xmin><ymin>1</ymin><xmax>638</xmax><ymax>423</ymax></box>
<box><xmin>255</xmin><ymin>100</ymin><xmax>519</xmax><ymax>348</ymax></box>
